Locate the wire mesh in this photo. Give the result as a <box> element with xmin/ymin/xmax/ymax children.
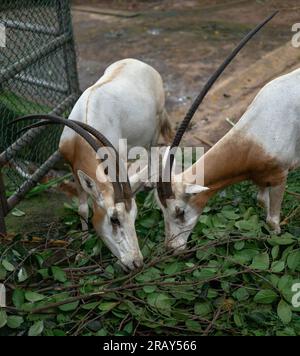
<box><xmin>0</xmin><ymin>0</ymin><xmax>80</xmax><ymax>193</ymax></box>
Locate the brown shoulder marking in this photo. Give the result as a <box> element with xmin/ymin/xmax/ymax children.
<box><xmin>189</xmin><ymin>131</ymin><xmax>287</xmax><ymax>211</ymax></box>
<box><xmin>59</xmin><ymin>139</ymin><xmax>75</xmax><ymax>164</ymax></box>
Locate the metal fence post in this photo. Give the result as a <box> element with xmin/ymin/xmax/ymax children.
<box><xmin>57</xmin><ymin>0</ymin><xmax>81</xmax><ymax>95</ymax></box>
<box><xmin>0</xmin><ymin>0</ymin><xmax>80</xmax><ymax>221</ymax></box>
<box><xmin>0</xmin><ymin>170</ymin><xmax>7</xmax><ymax>235</ymax></box>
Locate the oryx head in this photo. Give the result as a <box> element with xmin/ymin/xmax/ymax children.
<box><xmin>76</xmin><ymin>167</ymin><xmax>142</xmax><ymax>271</ymax></box>
<box><xmin>155</xmin><ymin>150</ymin><xmax>209</xmax><ymax>251</ymax></box>
<box><xmin>12</xmin><ymin>115</ymin><xmax>143</xmax><ymax>271</ymax></box>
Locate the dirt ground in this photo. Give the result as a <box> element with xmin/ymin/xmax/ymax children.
<box><xmin>71</xmin><ymin>0</ymin><xmax>300</xmax><ymax>148</ymax></box>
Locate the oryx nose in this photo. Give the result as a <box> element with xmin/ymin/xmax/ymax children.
<box><xmin>121</xmin><ymin>252</ymin><xmax>144</xmax><ymax>271</ymax></box>
<box><xmin>133</xmin><ymin>252</ymin><xmax>144</xmax><ymax>269</ymax></box>
<box><xmin>165</xmin><ymin>238</ymin><xmax>187</xmax><ymax>253</ymax></box>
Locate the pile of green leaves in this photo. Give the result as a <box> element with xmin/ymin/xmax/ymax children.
<box><xmin>0</xmin><ymin>171</ymin><xmax>300</xmax><ymax>336</ymax></box>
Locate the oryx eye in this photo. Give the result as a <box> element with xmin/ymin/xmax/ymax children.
<box><xmin>110</xmin><ymin>217</ymin><xmax>120</xmax><ymax>226</ymax></box>
<box><xmin>85</xmin><ymin>179</ymin><xmax>92</xmax><ymax>189</ymax></box>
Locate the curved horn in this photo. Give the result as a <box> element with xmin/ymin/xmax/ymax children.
<box><xmin>158</xmin><ymin>11</ymin><xmax>279</xmax><ymax>206</ymax></box>
<box><xmin>10</xmin><ymin>115</ymin><xmax>129</xmax><ymax>207</ymax></box>
<box><xmin>71</xmin><ymin>120</ymin><xmax>133</xmax><ymax>205</ymax></box>
<box><xmin>16</xmin><ymin>118</ymin><xmax>133</xmax><ymax>207</ymax></box>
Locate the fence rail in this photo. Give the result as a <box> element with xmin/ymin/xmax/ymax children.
<box><xmin>0</xmin><ymin>0</ymin><xmax>81</xmax><ymax>234</ymax></box>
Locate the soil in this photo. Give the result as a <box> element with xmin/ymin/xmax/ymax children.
<box><xmin>72</xmin><ymin>0</ymin><xmax>300</xmax><ymax>148</ymax></box>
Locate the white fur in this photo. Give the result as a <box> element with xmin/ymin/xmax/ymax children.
<box><xmin>61</xmin><ymin>58</ymin><xmax>165</xmax><ymax>150</ymax></box>
<box><xmin>236</xmin><ymin>67</ymin><xmax>300</xmax><ymax>167</ymax></box>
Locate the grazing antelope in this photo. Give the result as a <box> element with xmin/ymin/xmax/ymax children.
<box><xmin>157</xmin><ymin>67</ymin><xmax>300</xmax><ymax>251</ymax></box>
<box><xmin>155</xmin><ymin>12</ymin><xmax>288</xmax><ymax>251</ymax></box>
<box><xmin>15</xmin><ymin>58</ymin><xmax>172</xmax><ymax>271</ymax></box>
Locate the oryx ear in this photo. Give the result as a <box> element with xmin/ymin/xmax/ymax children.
<box><xmin>77</xmin><ymin>170</ymin><xmax>101</xmax><ymax>199</ymax></box>
<box><xmin>184</xmin><ymin>183</ymin><xmax>209</xmax><ymax>195</ymax></box>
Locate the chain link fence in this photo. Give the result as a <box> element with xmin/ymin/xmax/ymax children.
<box><xmin>0</xmin><ymin>0</ymin><xmax>80</xmax><ymax>232</ymax></box>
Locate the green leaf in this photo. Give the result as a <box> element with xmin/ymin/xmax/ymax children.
<box><xmin>2</xmin><ymin>259</ymin><xmax>15</xmax><ymax>272</ymax></box>
<box><xmin>124</xmin><ymin>321</ymin><xmax>133</xmax><ymax>334</ymax></box>
<box><xmin>193</xmin><ymin>268</ymin><xmax>216</xmax><ymax>280</ymax></box>
<box><xmin>196</xmin><ymin>247</ymin><xmax>215</xmax><ymax>261</ymax></box>
<box><xmin>270</xmin><ymin>274</ymin><xmax>280</xmax><ymax>288</ymax></box>
<box><xmin>235</xmin><ymin>216</ymin><xmax>259</xmax><ymax>231</ymax></box>
<box><xmin>98</xmin><ymin>302</ymin><xmax>118</xmax><ymax>312</ymax></box>
<box><xmin>164</xmin><ymin>262</ymin><xmax>181</xmax><ymax>275</ymax></box>
<box><xmin>233</xmin><ymin>312</ymin><xmax>244</xmax><ymax>327</ymax></box>
<box><xmin>0</xmin><ymin>265</ymin><xmax>7</xmax><ymax>280</ymax></box>
<box><xmin>18</xmin><ymin>267</ymin><xmax>28</xmax><ymax>282</ymax></box>
<box><xmin>277</xmin><ymin>300</ymin><xmax>292</xmax><ymax>324</ymax></box>
<box><xmin>232</xmin><ymin>249</ymin><xmax>256</xmax><ymax>265</ymax></box>
<box><xmin>25</xmin><ymin>291</ymin><xmax>46</xmax><ymax>303</ymax></box>
<box><xmin>271</xmin><ymin>261</ymin><xmax>285</xmax><ymax>273</ymax></box>
<box><xmin>233</xmin><ymin>287</ymin><xmax>249</xmax><ymax>301</ymax></box>
<box><xmin>13</xmin><ymin>289</ymin><xmax>25</xmax><ymax>309</ymax></box>
<box><xmin>185</xmin><ymin>262</ymin><xmax>195</xmax><ymax>268</ymax></box>
<box><xmin>147</xmin><ymin>293</ymin><xmax>172</xmax><ymax>315</ymax></box>
<box><xmin>221</xmin><ymin>208</ymin><xmax>240</xmax><ymax>220</ymax></box>
<box><xmin>38</xmin><ymin>269</ymin><xmax>49</xmax><ymax>279</ymax></box>
<box><xmin>81</xmin><ymin>302</ymin><xmax>101</xmax><ymax>310</ymax></box>
<box><xmin>96</xmin><ymin>328</ymin><xmax>108</xmax><ymax>336</ymax></box>
<box><xmin>199</xmin><ymin>214</ymin><xmax>212</xmax><ymax>227</ymax></box>
<box><xmin>0</xmin><ymin>309</ymin><xmax>7</xmax><ymax>328</ymax></box>
<box><xmin>278</xmin><ymin>275</ymin><xmax>293</xmax><ymax>292</ymax></box>
<box><xmin>234</xmin><ymin>241</ymin><xmax>245</xmax><ymax>250</ymax></box>
<box><xmin>139</xmin><ymin>211</ymin><xmax>160</xmax><ymax>228</ymax></box>
<box><xmin>271</xmin><ymin>246</ymin><xmax>279</xmax><ymax>260</ymax></box>
<box><xmin>135</xmin><ymin>267</ymin><xmax>160</xmax><ymax>282</ymax></box>
<box><xmin>194</xmin><ymin>302</ymin><xmax>211</xmax><ymax>317</ymax></box>
<box><xmin>185</xmin><ymin>319</ymin><xmax>201</xmax><ymax>332</ymax></box>
<box><xmin>58</xmin><ymin>301</ymin><xmax>79</xmax><ymax>312</ymax></box>
<box><xmin>28</xmin><ymin>320</ymin><xmax>44</xmax><ymax>336</ymax></box>
<box><xmin>254</xmin><ymin>289</ymin><xmax>278</xmax><ymax>304</ymax></box>
<box><xmin>287</xmin><ymin>251</ymin><xmax>300</xmax><ymax>271</ymax></box>
<box><xmin>51</xmin><ymin>266</ymin><xmax>67</xmax><ymax>283</ymax></box>
<box><xmin>268</xmin><ymin>233</ymin><xmax>295</xmax><ymax>246</ymax></box>
<box><xmin>250</xmin><ymin>252</ymin><xmax>270</xmax><ymax>270</ymax></box>
<box><xmin>277</xmin><ymin>275</ymin><xmax>295</xmax><ymax>302</ymax></box>
<box><xmin>7</xmin><ymin>315</ymin><xmax>24</xmax><ymax>329</ymax></box>
<box><xmin>12</xmin><ymin>208</ymin><xmax>26</xmax><ymax>217</ymax></box>
<box><xmin>143</xmin><ymin>285</ymin><xmax>156</xmax><ymax>293</ymax></box>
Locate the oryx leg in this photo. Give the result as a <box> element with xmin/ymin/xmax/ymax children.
<box><xmin>257</xmin><ymin>186</ymin><xmax>270</xmax><ymax>211</ymax></box>
<box><xmin>74</xmin><ymin>174</ymin><xmax>89</xmax><ymax>232</ymax></box>
<box><xmin>265</xmin><ymin>180</ymin><xmax>287</xmax><ymax>235</ymax></box>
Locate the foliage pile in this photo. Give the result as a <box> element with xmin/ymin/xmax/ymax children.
<box><xmin>0</xmin><ymin>172</ymin><xmax>300</xmax><ymax>336</ymax></box>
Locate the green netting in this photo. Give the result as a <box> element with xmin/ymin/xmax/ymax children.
<box><xmin>0</xmin><ymin>0</ymin><xmax>80</xmax><ymax>192</ymax></box>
